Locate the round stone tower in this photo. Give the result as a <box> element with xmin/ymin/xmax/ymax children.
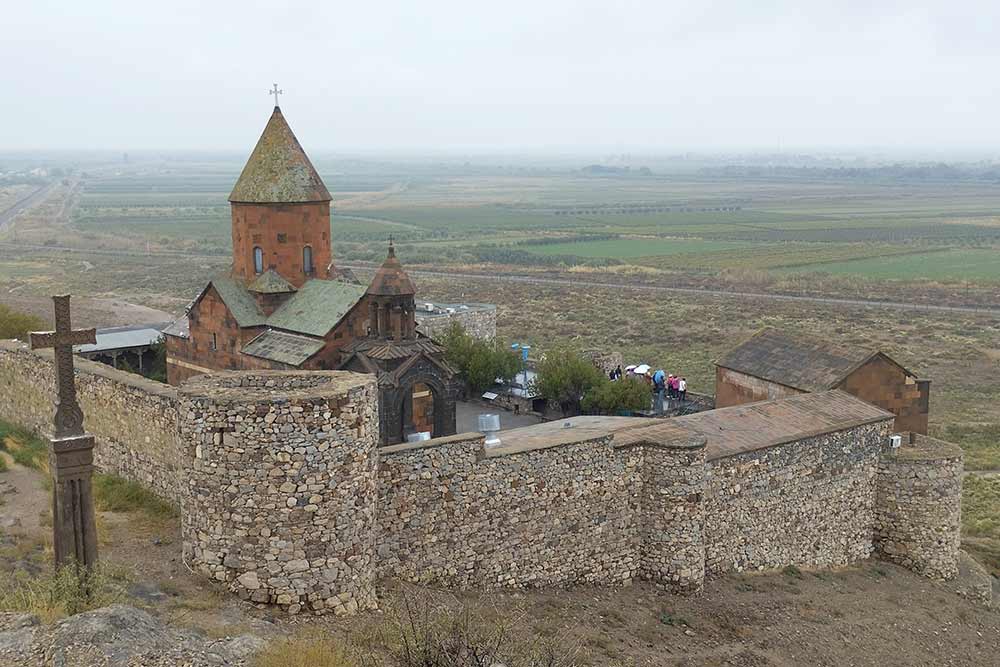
<box><xmin>178</xmin><ymin>371</ymin><xmax>378</xmax><ymax>615</ymax></box>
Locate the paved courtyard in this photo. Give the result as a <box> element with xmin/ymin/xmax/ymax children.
<box><xmin>456</xmin><ymin>400</ymin><xmax>543</xmax><ymax>434</ymax></box>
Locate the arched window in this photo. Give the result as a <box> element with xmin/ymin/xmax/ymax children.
<box><xmin>253</xmin><ymin>246</ymin><xmax>263</xmax><ymax>274</ymax></box>
<box><xmin>303</xmin><ymin>246</ymin><xmax>314</xmax><ymax>274</ymax></box>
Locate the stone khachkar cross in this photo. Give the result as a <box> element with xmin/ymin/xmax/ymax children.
<box><xmin>29</xmin><ymin>295</ymin><xmax>99</xmax><ymax>569</ymax></box>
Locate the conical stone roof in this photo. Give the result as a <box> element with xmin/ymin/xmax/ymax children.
<box><xmin>229</xmin><ymin>107</ymin><xmax>331</xmax><ymax>204</ymax></box>
<box><xmin>367</xmin><ymin>242</ymin><xmax>416</xmax><ymax>296</ymax></box>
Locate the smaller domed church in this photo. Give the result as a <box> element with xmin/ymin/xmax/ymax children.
<box><xmin>164</xmin><ymin>103</ymin><xmax>459</xmax><ymax>445</ymax></box>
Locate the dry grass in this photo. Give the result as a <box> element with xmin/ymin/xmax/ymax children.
<box><xmin>0</xmin><ymin>563</ymin><xmax>131</xmax><ymax>624</ymax></box>
<box><xmin>254</xmin><ymin>633</ymin><xmax>356</xmax><ymax>667</ymax></box>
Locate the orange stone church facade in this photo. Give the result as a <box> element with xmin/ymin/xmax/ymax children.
<box><xmin>164</xmin><ymin>105</ymin><xmax>458</xmax><ymax>444</ymax></box>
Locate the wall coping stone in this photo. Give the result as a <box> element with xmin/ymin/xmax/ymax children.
<box><xmin>177</xmin><ymin>369</ymin><xmax>372</xmax><ymax>401</ymax></box>
<box><xmin>0</xmin><ymin>339</ymin><xmax>177</xmax><ymax>400</ymax></box>
<box><xmin>706</xmin><ymin>418</ymin><xmax>894</xmax><ymax>462</ymax></box>
<box><xmin>890</xmin><ymin>432</ymin><xmax>964</xmax><ymax>463</ymax></box>
<box><xmin>381</xmin><ymin>432</ymin><xmax>485</xmax><ymax>455</ymax></box>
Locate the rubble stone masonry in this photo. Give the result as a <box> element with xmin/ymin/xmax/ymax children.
<box><xmin>0</xmin><ymin>340</ymin><xmax>181</xmax><ymax>502</ymax></box>
<box><xmin>704</xmin><ymin>422</ymin><xmax>892</xmax><ymax>574</ymax></box>
<box><xmin>377</xmin><ymin>433</ymin><xmax>643</xmax><ymax>588</ymax></box>
<box><xmin>0</xmin><ymin>349</ymin><xmax>966</xmax><ymax>613</ymax></box>
<box><xmin>874</xmin><ymin>433</ymin><xmax>963</xmax><ymax>580</ymax></box>
<box><xmin>415</xmin><ymin>304</ymin><xmax>497</xmax><ymax>342</ymax></box>
<box><xmin>177</xmin><ymin>371</ymin><xmax>379</xmax><ymax>615</ymax></box>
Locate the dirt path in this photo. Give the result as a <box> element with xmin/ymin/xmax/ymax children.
<box><xmin>0</xmin><ymin>182</ymin><xmax>58</xmax><ymax>233</ymax></box>
<box><xmin>0</xmin><ymin>458</ymin><xmax>48</xmax><ymax>537</ymax></box>
<box><xmin>0</xmin><ymin>295</ymin><xmax>174</xmax><ymax>329</ymax></box>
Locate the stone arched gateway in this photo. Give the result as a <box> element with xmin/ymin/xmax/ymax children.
<box><xmin>390</xmin><ymin>364</ymin><xmax>458</xmax><ymax>444</ymax></box>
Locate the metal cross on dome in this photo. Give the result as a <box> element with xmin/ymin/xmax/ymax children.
<box><xmin>270</xmin><ymin>83</ymin><xmax>283</xmax><ymax>107</ymax></box>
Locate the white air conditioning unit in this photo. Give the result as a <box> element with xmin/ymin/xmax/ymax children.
<box><xmin>889</xmin><ymin>434</ymin><xmax>902</xmax><ymax>449</ymax></box>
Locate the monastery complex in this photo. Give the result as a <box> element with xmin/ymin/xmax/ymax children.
<box><xmin>0</xmin><ymin>102</ymin><xmax>978</xmax><ymax>617</ymax></box>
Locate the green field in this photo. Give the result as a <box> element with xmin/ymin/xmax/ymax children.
<box><xmin>5</xmin><ymin>155</ymin><xmax>1000</xmax><ymax>287</ymax></box>
<box><xmin>525</xmin><ymin>238</ymin><xmax>753</xmax><ymax>259</ymax></box>
<box><xmin>790</xmin><ymin>247</ymin><xmax>1000</xmax><ymax>281</ymax></box>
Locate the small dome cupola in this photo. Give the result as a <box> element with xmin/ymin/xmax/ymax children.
<box><xmin>367</xmin><ymin>240</ymin><xmax>417</xmax><ymax>340</ymax></box>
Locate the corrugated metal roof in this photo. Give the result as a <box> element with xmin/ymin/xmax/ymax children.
<box><xmin>229</xmin><ymin>107</ymin><xmax>331</xmax><ymax>204</ymax></box>
<box><xmin>265</xmin><ymin>280</ymin><xmax>366</xmax><ymax>337</ymax></box>
<box><xmin>614</xmin><ymin>390</ymin><xmax>893</xmax><ymax>460</ymax></box>
<box><xmin>75</xmin><ymin>324</ymin><xmax>167</xmax><ymax>354</ymax></box>
<box><xmin>716</xmin><ymin>328</ymin><xmax>878</xmax><ymax>392</ymax></box>
<box><xmin>161</xmin><ymin>317</ymin><xmax>190</xmax><ymax>339</ymax></box>
<box><xmin>242</xmin><ymin>329</ymin><xmax>324</xmax><ymax>366</ymax></box>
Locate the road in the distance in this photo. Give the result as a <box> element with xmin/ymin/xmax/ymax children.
<box><xmin>352</xmin><ymin>266</ymin><xmax>1000</xmax><ymax>317</ymax></box>
<box><xmin>0</xmin><ymin>241</ymin><xmax>996</xmax><ymax>317</ymax></box>
<box><xmin>0</xmin><ymin>182</ymin><xmax>59</xmax><ymax>232</ymax></box>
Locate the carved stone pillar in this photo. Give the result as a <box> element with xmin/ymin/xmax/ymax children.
<box><xmin>49</xmin><ymin>435</ymin><xmax>99</xmax><ymax>569</ymax></box>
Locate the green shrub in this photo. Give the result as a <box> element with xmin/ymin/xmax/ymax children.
<box><xmin>0</xmin><ymin>304</ymin><xmax>47</xmax><ymax>341</ymax></box>
<box><xmin>582</xmin><ymin>376</ymin><xmax>651</xmax><ymax>415</ymax></box>
<box><xmin>440</xmin><ymin>323</ymin><xmax>521</xmax><ymax>393</ymax></box>
<box><xmin>533</xmin><ymin>346</ymin><xmax>604</xmax><ymax>416</ymax></box>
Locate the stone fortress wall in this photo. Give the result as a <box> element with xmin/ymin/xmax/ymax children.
<box><xmin>0</xmin><ymin>342</ymin><xmax>966</xmax><ymax>615</ymax></box>
<box><xmin>874</xmin><ymin>432</ymin><xmax>964</xmax><ymax>579</ymax></box>
<box><xmin>0</xmin><ymin>340</ymin><xmax>181</xmax><ymax>503</ymax></box>
<box><xmin>178</xmin><ymin>372</ymin><xmax>380</xmax><ymax>615</ymax></box>
<box><xmin>414</xmin><ymin>303</ymin><xmax>496</xmax><ymax>342</ymax></box>
<box><xmin>704</xmin><ymin>423</ymin><xmax>890</xmax><ymax>573</ymax></box>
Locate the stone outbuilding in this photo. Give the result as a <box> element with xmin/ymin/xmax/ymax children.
<box><xmin>715</xmin><ymin>328</ymin><xmax>930</xmax><ymax>433</ymax></box>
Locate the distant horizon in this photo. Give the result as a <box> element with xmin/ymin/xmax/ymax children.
<box><xmin>4</xmin><ymin>2</ymin><xmax>999</xmax><ymax>154</ymax></box>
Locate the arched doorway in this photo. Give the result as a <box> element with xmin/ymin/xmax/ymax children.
<box><xmin>402</xmin><ymin>382</ymin><xmax>436</xmax><ymax>440</ymax></box>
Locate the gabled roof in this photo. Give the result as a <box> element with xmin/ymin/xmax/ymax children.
<box><xmin>242</xmin><ymin>329</ymin><xmax>324</xmax><ymax>366</ymax></box>
<box><xmin>209</xmin><ymin>275</ymin><xmax>267</xmax><ymax>328</ymax></box>
<box><xmin>265</xmin><ymin>279</ymin><xmax>367</xmax><ymax>337</ymax></box>
<box><xmin>229</xmin><ymin>107</ymin><xmax>331</xmax><ymax>204</ymax></box>
<box><xmin>193</xmin><ymin>274</ymin><xmax>365</xmax><ymax>338</ymax></box>
<box><xmin>715</xmin><ymin>328</ymin><xmax>897</xmax><ymax>392</ymax></box>
<box><xmin>248</xmin><ymin>269</ymin><xmax>296</xmax><ymax>294</ymax></box>
<box><xmin>367</xmin><ymin>242</ymin><xmax>416</xmax><ymax>296</ymax></box>
<box><xmin>614</xmin><ymin>389</ymin><xmax>894</xmax><ymax>460</ymax></box>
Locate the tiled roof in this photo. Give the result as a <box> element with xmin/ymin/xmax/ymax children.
<box><xmin>265</xmin><ymin>279</ymin><xmax>366</xmax><ymax>337</ymax></box>
<box><xmin>229</xmin><ymin>107</ymin><xmax>331</xmax><ymax>204</ymax></box>
<box><xmin>614</xmin><ymin>390</ymin><xmax>893</xmax><ymax>460</ymax></box>
<box><xmin>247</xmin><ymin>269</ymin><xmax>296</xmax><ymax>294</ymax></box>
<box><xmin>242</xmin><ymin>329</ymin><xmax>324</xmax><ymax>366</ymax></box>
<box><xmin>210</xmin><ymin>275</ymin><xmax>267</xmax><ymax>328</ymax></box>
<box><xmin>206</xmin><ymin>275</ymin><xmax>365</xmax><ymax>338</ymax></box>
<box><xmin>715</xmin><ymin>328</ymin><xmax>878</xmax><ymax>392</ymax></box>
<box><xmin>341</xmin><ymin>337</ymin><xmax>444</xmax><ymax>360</ymax></box>
<box><xmin>367</xmin><ymin>243</ymin><xmax>416</xmax><ymax>296</ymax></box>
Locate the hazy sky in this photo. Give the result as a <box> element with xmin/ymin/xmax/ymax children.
<box><xmin>3</xmin><ymin>1</ymin><xmax>999</xmax><ymax>153</ymax></box>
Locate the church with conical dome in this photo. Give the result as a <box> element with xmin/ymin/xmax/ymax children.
<box><xmin>164</xmin><ymin>103</ymin><xmax>458</xmax><ymax>445</ymax></box>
